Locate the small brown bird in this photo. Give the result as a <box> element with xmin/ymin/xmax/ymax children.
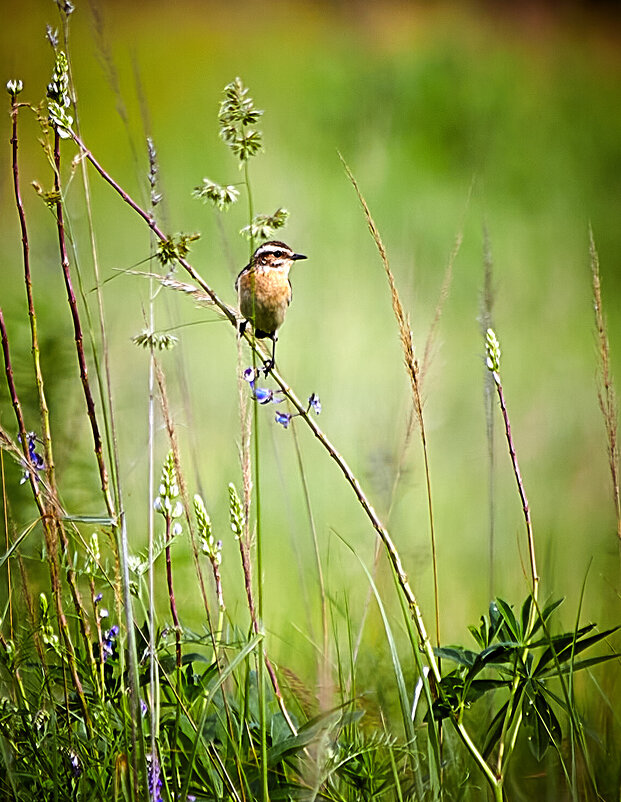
<box><xmin>236</xmin><ymin>240</ymin><xmax>307</xmax><ymax>373</ymax></box>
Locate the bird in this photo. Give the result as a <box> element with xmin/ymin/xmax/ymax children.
<box><xmin>235</xmin><ymin>240</ymin><xmax>307</xmax><ymax>374</ymax></box>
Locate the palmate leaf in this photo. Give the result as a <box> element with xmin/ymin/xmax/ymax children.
<box><xmin>533</xmin><ymin>625</ymin><xmax>620</xmax><ymax>674</ymax></box>
<box><xmin>468</xmin><ymin>622</ymin><xmax>487</xmax><ymax>650</ymax></box>
<box><xmin>482</xmin><ymin>700</ymin><xmax>509</xmax><ymax>760</ymax></box>
<box><xmin>466</xmin><ymin>678</ymin><xmax>510</xmax><ymax>701</ymax></box>
<box><xmin>471</xmin><ymin>641</ymin><xmax>522</xmax><ymax>673</ymax></box>
<box><xmin>537</xmin><ymin>651</ymin><xmax>621</xmax><ymax>680</ymax></box>
<box><xmin>521</xmin><ymin>595</ymin><xmax>533</xmax><ymax>638</ymax></box>
<box><xmin>436</xmin><ymin>641</ymin><xmax>521</xmax><ymax>674</ymax></box>
<box><xmin>527</xmin><ymin>597</ymin><xmax>565</xmax><ymax>640</ymax></box>
<box><xmin>468</xmin><ymin>599</ymin><xmax>509</xmax><ymax>650</ymax></box>
<box><xmin>482</xmin><ymin>690</ymin><xmax>524</xmax><ymax>760</ymax></box>
<box><xmin>530</xmin><ymin>623</ymin><xmax>594</xmax><ymax>652</ymax></box>
<box><xmin>522</xmin><ymin>682</ymin><xmax>562</xmax><ymax>761</ymax></box>
<box><xmin>495</xmin><ymin>598</ymin><xmax>522</xmax><ymax>642</ymax></box>
<box><xmin>429</xmin><ymin>674</ymin><xmax>509</xmax><ymax>721</ymax></box>
<box><xmin>435</xmin><ymin>646</ymin><xmax>479</xmax><ymax>667</ymax></box>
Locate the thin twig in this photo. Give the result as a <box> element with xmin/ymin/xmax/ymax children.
<box><xmin>491</xmin><ymin>370</ymin><xmax>539</xmax><ymax>593</ymax></box>
<box><xmin>53</xmin><ymin>132</ymin><xmax>115</xmax><ymax>519</ymax></box>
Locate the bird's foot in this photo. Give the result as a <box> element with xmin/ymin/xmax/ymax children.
<box><xmin>262</xmin><ymin>358</ymin><xmax>275</xmax><ymax>377</ymax></box>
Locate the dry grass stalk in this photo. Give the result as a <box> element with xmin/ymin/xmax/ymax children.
<box><xmin>590</xmin><ymin>228</ymin><xmax>621</xmax><ymax>541</ymax></box>
<box><xmin>340</xmin><ymin>155</ymin><xmax>440</xmax><ymax>646</ymax></box>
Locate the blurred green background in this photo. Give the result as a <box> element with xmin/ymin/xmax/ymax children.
<box><xmin>1</xmin><ymin>0</ymin><xmax>621</xmax><ymax>683</ymax></box>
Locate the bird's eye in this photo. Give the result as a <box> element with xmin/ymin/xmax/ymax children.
<box><xmin>273</xmin><ymin>250</ymin><xmax>282</xmax><ymax>258</ymax></box>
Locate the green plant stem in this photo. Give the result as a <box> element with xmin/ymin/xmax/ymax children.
<box><xmin>290</xmin><ymin>422</ymin><xmax>330</xmax><ymax>706</ymax></box>
<box><xmin>244</xmin><ymin>159</ymin><xmax>255</xmax><ymax>258</ymax></box>
<box><xmin>165</xmin><ymin>515</ymin><xmax>182</xmax><ymax>800</ymax></box>
<box><xmin>455</xmin><ymin>719</ymin><xmax>503</xmax><ymax>801</ymax></box>
<box><xmin>495</xmin><ymin>653</ymin><xmax>522</xmax><ymax>777</ymax></box>
<box><xmin>250</xmin><ymin>364</ymin><xmax>269</xmax><ymax>802</ymax></box>
<box><xmin>90</xmin><ymin>577</ymin><xmax>106</xmax><ymax>696</ymax></box>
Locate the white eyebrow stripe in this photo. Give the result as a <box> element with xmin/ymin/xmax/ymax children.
<box><xmin>255</xmin><ymin>244</ymin><xmax>292</xmax><ymax>257</ymax></box>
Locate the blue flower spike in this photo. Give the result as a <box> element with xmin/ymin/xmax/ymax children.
<box><xmin>275</xmin><ymin>412</ymin><xmax>292</xmax><ymax>429</ymax></box>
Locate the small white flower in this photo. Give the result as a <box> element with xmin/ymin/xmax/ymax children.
<box><xmin>6</xmin><ymin>79</ymin><xmax>23</xmax><ymax>97</ymax></box>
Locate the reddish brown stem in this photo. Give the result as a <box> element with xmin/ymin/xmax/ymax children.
<box><xmin>492</xmin><ymin>371</ymin><xmax>539</xmax><ymax>592</ymax></box>
<box><xmin>0</xmin><ymin>308</ymin><xmax>92</xmax><ymax>733</ymax></box>
<box><xmin>53</xmin><ymin>132</ymin><xmax>115</xmax><ymax>519</ymax></box>
<box><xmin>153</xmin><ymin>360</ymin><xmax>212</xmax><ymax>625</ymax></box>
<box><xmin>165</xmin><ymin>516</ymin><xmax>182</xmax><ymax>670</ymax></box>
<box><xmin>12</xmin><ymin>103</ymin><xmax>94</xmax><ymax>666</ymax></box>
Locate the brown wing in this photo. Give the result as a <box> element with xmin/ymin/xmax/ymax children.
<box><xmin>235</xmin><ymin>263</ymin><xmax>251</xmax><ymax>292</ymax></box>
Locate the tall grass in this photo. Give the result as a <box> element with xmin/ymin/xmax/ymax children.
<box><xmin>0</xmin><ymin>6</ymin><xmax>620</xmax><ymax>801</ymax></box>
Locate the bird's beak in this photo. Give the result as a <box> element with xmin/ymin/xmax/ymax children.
<box><xmin>292</xmin><ymin>253</ymin><xmax>307</xmax><ymax>261</ymax></box>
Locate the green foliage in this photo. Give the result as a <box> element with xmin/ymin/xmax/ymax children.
<box><xmin>218</xmin><ymin>77</ymin><xmax>264</xmax><ymax>164</ymax></box>
<box><xmin>132</xmin><ymin>329</ymin><xmax>179</xmax><ymax>351</ymax></box>
<box><xmin>192</xmin><ymin>177</ymin><xmax>240</xmax><ymax>210</ymax></box>
<box><xmin>433</xmin><ymin>596</ymin><xmax>620</xmax><ymax>762</ymax></box>
<box><xmin>240</xmin><ymin>208</ymin><xmax>290</xmax><ymax>241</ymax></box>
<box><xmin>46</xmin><ymin>50</ymin><xmax>72</xmax><ymax>137</ymax></box>
<box><xmin>156</xmin><ymin>233</ymin><xmax>200</xmax><ymax>266</ymax></box>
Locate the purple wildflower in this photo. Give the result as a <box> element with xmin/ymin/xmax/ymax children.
<box><xmin>275</xmin><ymin>412</ymin><xmax>292</xmax><ymax>429</ymax></box>
<box><xmin>102</xmin><ymin>624</ymin><xmax>119</xmax><ymax>663</ymax></box>
<box><xmin>147</xmin><ymin>752</ymin><xmax>163</xmax><ymax>802</ymax></box>
<box><xmin>243</xmin><ymin>367</ymin><xmax>258</xmax><ymax>388</ymax></box>
<box><xmin>308</xmin><ymin>393</ymin><xmax>321</xmax><ymax>415</ymax></box>
<box><xmin>244</xmin><ymin>366</ymin><xmax>285</xmax><ymax>405</ymax></box>
<box><xmin>18</xmin><ymin>431</ymin><xmax>45</xmax><ymax>484</ymax></box>
<box><xmin>68</xmin><ymin>749</ymin><xmax>82</xmax><ymax>778</ymax></box>
<box><xmin>254</xmin><ymin>386</ymin><xmax>274</xmax><ymax>404</ymax></box>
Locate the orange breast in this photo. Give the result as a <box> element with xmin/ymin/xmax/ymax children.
<box><xmin>238</xmin><ymin>270</ymin><xmax>291</xmax><ymax>333</ymax></box>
